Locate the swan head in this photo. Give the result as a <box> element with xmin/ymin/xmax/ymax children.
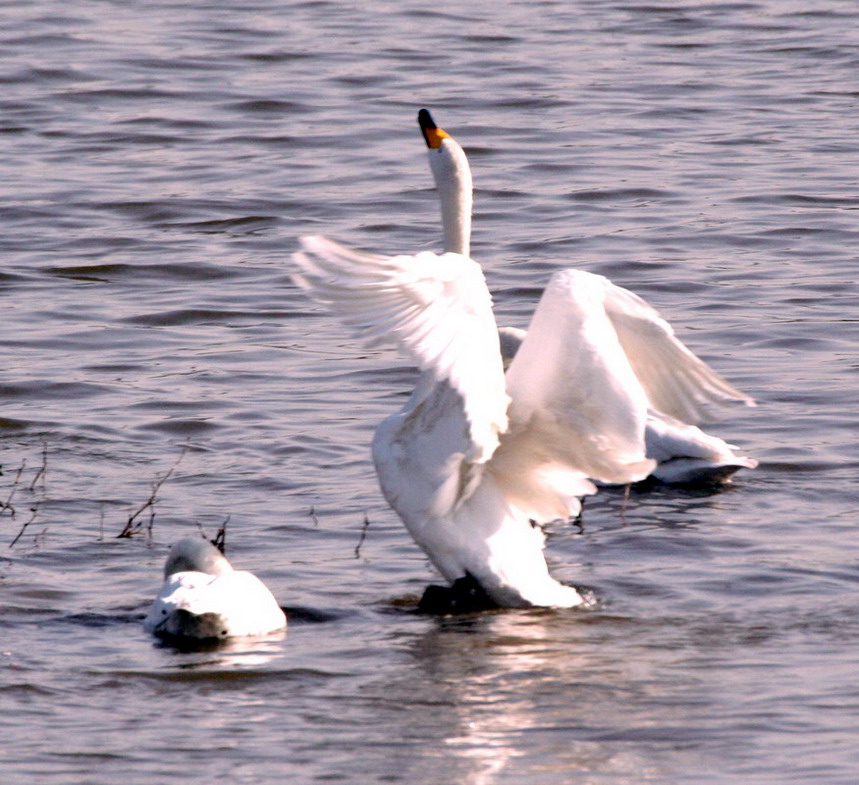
<box><xmin>163</xmin><ymin>537</ymin><xmax>233</xmax><ymax>579</ymax></box>
<box><xmin>418</xmin><ymin>109</ymin><xmax>473</xmax><ymax>257</ymax></box>
<box><xmin>418</xmin><ymin>108</ymin><xmax>451</xmax><ymax>149</ymax></box>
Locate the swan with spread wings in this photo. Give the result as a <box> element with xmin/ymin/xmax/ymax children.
<box><xmin>292</xmin><ymin>111</ymin><xmax>754</xmax><ymax>608</ymax></box>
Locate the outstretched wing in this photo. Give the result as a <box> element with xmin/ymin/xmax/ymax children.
<box><xmin>496</xmin><ymin>269</ymin><xmax>655</xmax><ymax>509</ymax></box>
<box><xmin>601</xmin><ymin>279</ymin><xmax>755</xmax><ymax>424</ymax></box>
<box><xmin>292</xmin><ymin>235</ymin><xmax>509</xmax><ymax>463</ymax></box>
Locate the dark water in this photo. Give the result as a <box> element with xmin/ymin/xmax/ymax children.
<box><xmin>2</xmin><ymin>1</ymin><xmax>859</xmax><ymax>782</ymax></box>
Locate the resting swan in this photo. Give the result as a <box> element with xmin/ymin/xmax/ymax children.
<box><xmin>292</xmin><ymin>112</ymin><xmax>754</xmax><ymax>609</ymax></box>
<box><xmin>144</xmin><ymin>538</ymin><xmax>286</xmax><ymax>640</ymax></box>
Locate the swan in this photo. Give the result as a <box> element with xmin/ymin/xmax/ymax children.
<box><xmin>416</xmin><ymin>108</ymin><xmax>756</xmax><ymax>486</ymax></box>
<box><xmin>291</xmin><ymin>112</ymin><xmax>754</xmax><ymax>609</ymax></box>
<box><xmin>144</xmin><ymin>538</ymin><xmax>286</xmax><ymax>640</ymax></box>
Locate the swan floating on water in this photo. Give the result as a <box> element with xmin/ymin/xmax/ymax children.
<box><xmin>144</xmin><ymin>537</ymin><xmax>286</xmax><ymax>640</ymax></box>
<box><xmin>292</xmin><ymin>111</ymin><xmax>755</xmax><ymax>609</ymax></box>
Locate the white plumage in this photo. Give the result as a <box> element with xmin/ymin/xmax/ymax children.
<box><xmin>291</xmin><ymin>110</ymin><xmax>755</xmax><ymax>608</ymax></box>
<box><xmin>295</xmin><ymin>237</ymin><xmax>611</xmax><ymax>607</ymax></box>
<box><xmin>415</xmin><ymin>107</ymin><xmax>756</xmax><ymax>485</ymax></box>
<box><xmin>497</xmin><ymin>323</ymin><xmax>757</xmax><ymax>485</ymax></box>
<box><xmin>144</xmin><ymin>538</ymin><xmax>286</xmax><ymax>640</ymax></box>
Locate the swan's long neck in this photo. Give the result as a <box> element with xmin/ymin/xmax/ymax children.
<box><xmin>429</xmin><ymin>138</ymin><xmax>473</xmax><ymax>257</ymax></box>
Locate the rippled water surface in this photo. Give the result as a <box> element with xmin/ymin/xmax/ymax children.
<box><xmin>2</xmin><ymin>1</ymin><xmax>859</xmax><ymax>783</ymax></box>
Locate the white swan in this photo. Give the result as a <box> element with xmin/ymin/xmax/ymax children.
<box><xmin>291</xmin><ymin>112</ymin><xmax>754</xmax><ymax>609</ymax></box>
<box><xmin>416</xmin><ymin>108</ymin><xmax>757</xmax><ymax>486</ymax></box>
<box><xmin>144</xmin><ymin>538</ymin><xmax>286</xmax><ymax>640</ymax></box>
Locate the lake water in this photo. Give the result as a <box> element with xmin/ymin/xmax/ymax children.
<box><xmin>2</xmin><ymin>0</ymin><xmax>858</xmax><ymax>782</ymax></box>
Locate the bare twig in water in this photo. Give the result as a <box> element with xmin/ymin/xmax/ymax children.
<box><xmin>354</xmin><ymin>513</ymin><xmax>371</xmax><ymax>559</ymax></box>
<box><xmin>195</xmin><ymin>516</ymin><xmax>230</xmax><ymax>553</ymax></box>
<box><xmin>28</xmin><ymin>443</ymin><xmax>48</xmax><ymax>493</ymax></box>
<box><xmin>9</xmin><ymin>506</ymin><xmax>39</xmax><ymax>548</ymax></box>
<box><xmin>116</xmin><ymin>450</ymin><xmax>186</xmax><ymax>538</ymax></box>
<box><xmin>1</xmin><ymin>448</ymin><xmax>48</xmax><ymax>528</ymax></box>
<box><xmin>621</xmin><ymin>483</ymin><xmax>631</xmax><ymax>521</ymax></box>
<box><xmin>1</xmin><ymin>461</ymin><xmax>26</xmax><ymax>518</ymax></box>
<box><xmin>211</xmin><ymin>515</ymin><xmax>229</xmax><ymax>553</ymax></box>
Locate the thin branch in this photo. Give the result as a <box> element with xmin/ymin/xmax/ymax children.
<box><xmin>211</xmin><ymin>515</ymin><xmax>229</xmax><ymax>553</ymax></box>
<box><xmin>28</xmin><ymin>442</ymin><xmax>47</xmax><ymax>493</ymax></box>
<box><xmin>621</xmin><ymin>483</ymin><xmax>631</xmax><ymax>521</ymax></box>
<box><xmin>1</xmin><ymin>461</ymin><xmax>26</xmax><ymax>518</ymax></box>
<box><xmin>116</xmin><ymin>450</ymin><xmax>186</xmax><ymax>538</ymax></box>
<box><xmin>9</xmin><ymin>506</ymin><xmax>39</xmax><ymax>548</ymax></box>
<box><xmin>194</xmin><ymin>515</ymin><xmax>230</xmax><ymax>553</ymax></box>
<box><xmin>354</xmin><ymin>513</ymin><xmax>371</xmax><ymax>559</ymax></box>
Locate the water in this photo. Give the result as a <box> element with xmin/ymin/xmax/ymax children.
<box><xmin>2</xmin><ymin>0</ymin><xmax>858</xmax><ymax>782</ymax></box>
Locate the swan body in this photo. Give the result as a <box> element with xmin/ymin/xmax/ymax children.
<box><xmin>295</xmin><ymin>236</ymin><xmax>662</xmax><ymax>607</ymax></box>
<box><xmin>291</xmin><ymin>110</ymin><xmax>754</xmax><ymax>608</ymax></box>
<box><xmin>144</xmin><ymin>538</ymin><xmax>286</xmax><ymax>640</ymax></box>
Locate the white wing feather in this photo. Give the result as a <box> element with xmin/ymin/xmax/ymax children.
<box><xmin>293</xmin><ymin>235</ymin><xmax>509</xmax><ymax>463</ymax></box>
<box><xmin>497</xmin><ymin>269</ymin><xmax>655</xmax><ymax>504</ymax></box>
<box><xmin>601</xmin><ymin>279</ymin><xmax>754</xmax><ymax>423</ymax></box>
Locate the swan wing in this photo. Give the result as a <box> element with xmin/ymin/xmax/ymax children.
<box><xmin>293</xmin><ymin>235</ymin><xmax>509</xmax><ymax>463</ymax></box>
<box><xmin>601</xmin><ymin>279</ymin><xmax>754</xmax><ymax>423</ymax></box>
<box><xmin>495</xmin><ymin>269</ymin><xmax>655</xmax><ymax>512</ymax></box>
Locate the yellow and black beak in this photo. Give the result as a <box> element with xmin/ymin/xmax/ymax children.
<box><xmin>418</xmin><ymin>108</ymin><xmax>450</xmax><ymax>149</ymax></box>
